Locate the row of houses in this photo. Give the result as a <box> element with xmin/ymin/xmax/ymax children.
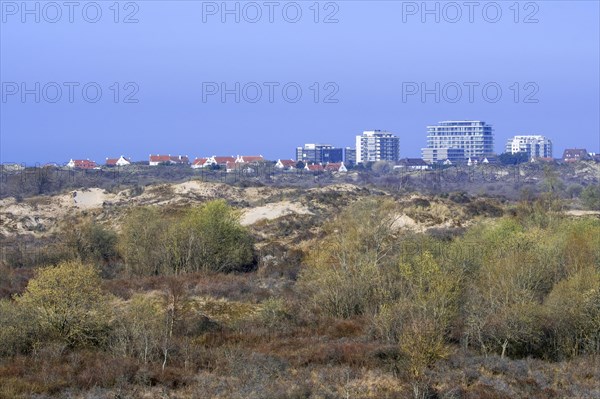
<box><xmin>65</xmin><ymin>154</ymin><xmax>258</xmax><ymax>169</ymax></box>
<box><xmin>189</xmin><ymin>155</ymin><xmax>264</xmax><ymax>169</ymax></box>
<box><xmin>64</xmin><ymin>154</ymin><xmax>350</xmax><ymax>173</ymax></box>
<box><xmin>63</xmin><ymin>147</ymin><xmax>599</xmax><ymax>171</ymax></box>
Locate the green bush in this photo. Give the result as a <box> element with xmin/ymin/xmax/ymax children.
<box><xmin>68</xmin><ymin>221</ymin><xmax>118</xmax><ymax>264</ymax></box>
<box><xmin>120</xmin><ymin>200</ymin><xmax>254</xmax><ymax>276</ymax></box>
<box><xmin>299</xmin><ymin>198</ymin><xmax>399</xmax><ymax>318</ymax></box>
<box><xmin>16</xmin><ymin>261</ymin><xmax>113</xmax><ymax>348</ymax></box>
<box><xmin>581</xmin><ymin>185</ymin><xmax>600</xmax><ymax>210</ymax></box>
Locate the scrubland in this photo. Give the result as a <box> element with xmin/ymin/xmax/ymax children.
<box><xmin>0</xmin><ymin>170</ymin><xmax>599</xmax><ymax>398</ymax></box>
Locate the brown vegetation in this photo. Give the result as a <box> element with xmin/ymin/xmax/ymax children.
<box><xmin>0</xmin><ymin>183</ymin><xmax>599</xmax><ymax>398</ymax></box>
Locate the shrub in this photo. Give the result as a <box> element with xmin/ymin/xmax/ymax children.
<box><xmin>16</xmin><ymin>261</ymin><xmax>113</xmax><ymax>348</ymax></box>
<box><xmin>120</xmin><ymin>201</ymin><xmax>254</xmax><ymax>276</ymax></box>
<box><xmin>461</xmin><ymin>216</ymin><xmax>600</xmax><ymax>359</ymax></box>
<box><xmin>581</xmin><ymin>185</ymin><xmax>600</xmax><ymax>210</ymax></box>
<box><xmin>543</xmin><ymin>269</ymin><xmax>600</xmax><ymax>359</ymax></box>
<box><xmin>0</xmin><ymin>299</ymin><xmax>39</xmax><ymax>356</ymax></box>
<box><xmin>66</xmin><ymin>221</ymin><xmax>118</xmax><ymax>265</ymax></box>
<box><xmin>110</xmin><ymin>294</ymin><xmax>165</xmax><ymax>364</ymax></box>
<box><xmin>565</xmin><ymin>183</ymin><xmax>583</xmax><ymax>199</ymax></box>
<box><xmin>299</xmin><ymin>198</ymin><xmax>399</xmax><ymax>318</ymax></box>
<box><xmin>119</xmin><ymin>207</ymin><xmax>166</xmax><ymax>275</ymax></box>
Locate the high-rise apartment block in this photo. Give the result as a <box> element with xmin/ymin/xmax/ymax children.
<box><xmin>344</xmin><ymin>147</ymin><xmax>356</xmax><ymax>165</ymax></box>
<box><xmin>355</xmin><ymin>130</ymin><xmax>400</xmax><ymax>164</ymax></box>
<box><xmin>296</xmin><ymin>144</ymin><xmax>343</xmax><ymax>164</ymax></box>
<box><xmin>421</xmin><ymin>121</ymin><xmax>494</xmax><ymax>163</ymax></box>
<box><xmin>505</xmin><ymin>135</ymin><xmax>552</xmax><ymax>159</ymax></box>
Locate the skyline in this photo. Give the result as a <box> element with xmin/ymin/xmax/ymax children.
<box><xmin>1</xmin><ymin>1</ymin><xmax>599</xmax><ymax>164</ymax></box>
<box><xmin>0</xmin><ymin>119</ymin><xmax>596</xmax><ymax>165</ymax></box>
<box><xmin>1</xmin><ymin>126</ymin><xmax>591</xmax><ymax>166</ymax></box>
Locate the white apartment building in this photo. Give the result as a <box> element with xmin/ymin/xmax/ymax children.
<box><xmin>505</xmin><ymin>135</ymin><xmax>553</xmax><ymax>159</ymax></box>
<box><xmin>421</xmin><ymin>121</ymin><xmax>494</xmax><ymax>163</ymax></box>
<box><xmin>355</xmin><ymin>130</ymin><xmax>400</xmax><ymax>164</ymax></box>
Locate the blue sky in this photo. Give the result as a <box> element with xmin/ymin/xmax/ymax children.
<box><xmin>1</xmin><ymin>1</ymin><xmax>599</xmax><ymax>164</ymax></box>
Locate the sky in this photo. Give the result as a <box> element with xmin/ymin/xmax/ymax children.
<box><xmin>1</xmin><ymin>0</ymin><xmax>599</xmax><ymax>164</ymax></box>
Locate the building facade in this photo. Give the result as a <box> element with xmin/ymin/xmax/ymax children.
<box><xmin>505</xmin><ymin>135</ymin><xmax>552</xmax><ymax>159</ymax></box>
<box><xmin>421</xmin><ymin>148</ymin><xmax>465</xmax><ymax>164</ymax></box>
<box><xmin>106</xmin><ymin>156</ymin><xmax>131</xmax><ymax>167</ymax></box>
<box><xmin>421</xmin><ymin>121</ymin><xmax>494</xmax><ymax>163</ymax></box>
<box><xmin>296</xmin><ymin>144</ymin><xmax>343</xmax><ymax>164</ymax></box>
<box><xmin>66</xmin><ymin>159</ymin><xmax>97</xmax><ymax>169</ymax></box>
<box><xmin>355</xmin><ymin>130</ymin><xmax>400</xmax><ymax>164</ymax></box>
<box><xmin>344</xmin><ymin>147</ymin><xmax>356</xmax><ymax>166</ymax></box>
<box><xmin>563</xmin><ymin>149</ymin><xmax>590</xmax><ymax>163</ymax></box>
<box><xmin>149</xmin><ymin>155</ymin><xmax>189</xmax><ymax>166</ymax></box>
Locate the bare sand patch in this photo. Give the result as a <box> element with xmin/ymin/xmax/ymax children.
<box><xmin>240</xmin><ymin>201</ymin><xmax>313</xmax><ymax>226</ymax></box>
<box><xmin>71</xmin><ymin>188</ymin><xmax>117</xmax><ymax>209</ymax></box>
<box><xmin>566</xmin><ymin>210</ymin><xmax>600</xmax><ymax>217</ymax></box>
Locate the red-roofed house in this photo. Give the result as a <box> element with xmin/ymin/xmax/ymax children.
<box><xmin>275</xmin><ymin>159</ymin><xmax>297</xmax><ymax>170</ymax></box>
<box><xmin>236</xmin><ymin>155</ymin><xmax>264</xmax><ymax>163</ymax></box>
<box><xmin>324</xmin><ymin>162</ymin><xmax>347</xmax><ymax>173</ymax></box>
<box><xmin>225</xmin><ymin>161</ymin><xmax>238</xmax><ymax>173</ymax></box>
<box><xmin>207</xmin><ymin>156</ymin><xmax>236</xmax><ymax>166</ymax></box>
<box><xmin>149</xmin><ymin>154</ymin><xmax>189</xmax><ymax>166</ymax></box>
<box><xmin>224</xmin><ymin>161</ymin><xmax>255</xmax><ymax>173</ymax></box>
<box><xmin>66</xmin><ymin>159</ymin><xmax>97</xmax><ymax>169</ymax></box>
<box><xmin>305</xmin><ymin>163</ymin><xmax>324</xmax><ymax>172</ymax></box>
<box><xmin>149</xmin><ymin>155</ymin><xmax>170</xmax><ymax>165</ymax></box>
<box><xmin>563</xmin><ymin>149</ymin><xmax>590</xmax><ymax>163</ymax></box>
<box><xmin>105</xmin><ymin>156</ymin><xmax>131</xmax><ymax>167</ymax></box>
<box><xmin>191</xmin><ymin>158</ymin><xmax>210</xmax><ymax>169</ymax></box>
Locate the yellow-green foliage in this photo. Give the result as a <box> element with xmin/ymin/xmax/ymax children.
<box><xmin>301</xmin><ymin>198</ymin><xmax>463</xmax><ymax>381</ymax></box>
<box><xmin>303</xmin><ymin>199</ymin><xmax>600</xmax><ymax>362</ymax></box>
<box><xmin>462</xmin><ymin>216</ymin><xmax>600</xmax><ymax>359</ymax></box>
<box><xmin>0</xmin><ymin>299</ymin><xmax>37</xmax><ymax>356</ymax></box>
<box><xmin>167</xmin><ymin>200</ymin><xmax>254</xmax><ymax>274</ymax></box>
<box><xmin>120</xmin><ymin>200</ymin><xmax>254</xmax><ymax>275</ymax></box>
<box><xmin>544</xmin><ymin>268</ymin><xmax>600</xmax><ymax>359</ymax></box>
<box><xmin>395</xmin><ymin>251</ymin><xmax>461</xmax><ymax>376</ymax></box>
<box><xmin>119</xmin><ymin>206</ymin><xmax>165</xmax><ymax>275</ymax></box>
<box><xmin>111</xmin><ymin>294</ymin><xmax>166</xmax><ymax>363</ymax></box>
<box><xmin>300</xmin><ymin>198</ymin><xmax>399</xmax><ymax>318</ymax></box>
<box><xmin>16</xmin><ymin>261</ymin><xmax>112</xmax><ymax>348</ymax></box>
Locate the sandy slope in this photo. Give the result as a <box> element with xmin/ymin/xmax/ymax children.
<box><xmin>0</xmin><ymin>182</ymin><xmax>309</xmax><ymax>236</ymax></box>
<box><xmin>240</xmin><ymin>201</ymin><xmax>313</xmax><ymax>226</ymax></box>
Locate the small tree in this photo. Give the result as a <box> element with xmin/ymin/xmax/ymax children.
<box><xmin>299</xmin><ymin>198</ymin><xmax>399</xmax><ymax>318</ymax></box>
<box><xmin>111</xmin><ymin>294</ymin><xmax>165</xmax><ymax>364</ymax></box>
<box><xmin>544</xmin><ymin>269</ymin><xmax>600</xmax><ymax>359</ymax></box>
<box><xmin>0</xmin><ymin>299</ymin><xmax>39</xmax><ymax>356</ymax></box>
<box><xmin>120</xmin><ymin>207</ymin><xmax>169</xmax><ymax>275</ymax></box>
<box><xmin>67</xmin><ymin>221</ymin><xmax>118</xmax><ymax>265</ymax></box>
<box><xmin>581</xmin><ymin>185</ymin><xmax>600</xmax><ymax>210</ymax></box>
<box><xmin>168</xmin><ymin>200</ymin><xmax>255</xmax><ymax>274</ymax></box>
<box><xmin>565</xmin><ymin>183</ymin><xmax>583</xmax><ymax>199</ymax></box>
<box><xmin>16</xmin><ymin>261</ymin><xmax>113</xmax><ymax>348</ymax></box>
<box><xmin>121</xmin><ymin>201</ymin><xmax>254</xmax><ymax>276</ymax></box>
<box><xmin>395</xmin><ymin>252</ymin><xmax>460</xmax><ymax>397</ymax></box>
